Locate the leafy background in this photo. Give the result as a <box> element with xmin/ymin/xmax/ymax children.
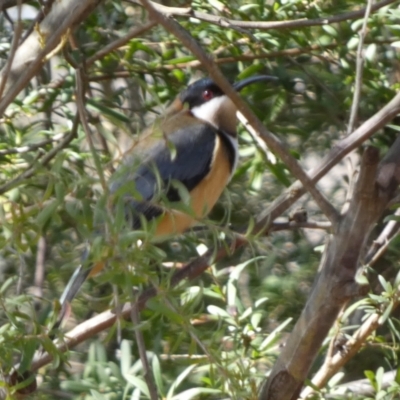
<box><xmin>0</xmin><ymin>0</ymin><xmax>400</xmax><ymax>399</ymax></box>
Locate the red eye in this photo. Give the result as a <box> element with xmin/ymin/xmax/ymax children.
<box><xmin>202</xmin><ymin>89</ymin><xmax>213</xmax><ymax>101</ymax></box>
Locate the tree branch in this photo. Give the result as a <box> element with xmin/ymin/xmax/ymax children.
<box><xmin>364</xmin><ymin>208</ymin><xmax>400</xmax><ymax>266</ymax></box>
<box><xmin>0</xmin><ymin>0</ymin><xmax>101</xmax><ymax>115</ymax></box>
<box><xmin>0</xmin><ymin>1</ymin><xmax>23</xmax><ymax>100</ymax></box>
<box><xmin>270</xmin><ymin>220</ymin><xmax>332</xmax><ymax>232</ymax></box>
<box><xmin>261</xmin><ymin>142</ymin><xmax>400</xmax><ymax>399</ymax></box>
<box><xmin>0</xmin><ymin>132</ymin><xmax>69</xmax><ymax>155</ymax></box>
<box><xmin>86</xmin><ymin>20</ymin><xmax>157</xmax><ymax>66</ymax></box>
<box><xmin>255</xmin><ymin>89</ymin><xmax>400</xmax><ymax>234</ymax></box>
<box><xmin>130</xmin><ymin>297</ymin><xmax>158</xmax><ymax>400</ymax></box>
<box><xmin>347</xmin><ymin>0</ymin><xmax>373</xmax><ymax>134</ymax></box>
<box><xmin>131</xmin><ymin>0</ymin><xmax>395</xmax><ymax>32</ymax></box>
<box><xmin>301</xmin><ymin>290</ymin><xmax>400</xmax><ymax>398</ymax></box>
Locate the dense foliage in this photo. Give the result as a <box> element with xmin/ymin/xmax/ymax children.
<box><xmin>0</xmin><ymin>0</ymin><xmax>400</xmax><ymax>399</ymax></box>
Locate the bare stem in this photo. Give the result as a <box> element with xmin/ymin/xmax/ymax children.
<box><xmin>132</xmin><ymin>0</ymin><xmax>395</xmax><ymax>32</ymax></box>
<box><xmin>347</xmin><ymin>0</ymin><xmax>373</xmax><ymax>134</ymax></box>
<box><xmin>130</xmin><ymin>296</ymin><xmax>158</xmax><ymax>400</ymax></box>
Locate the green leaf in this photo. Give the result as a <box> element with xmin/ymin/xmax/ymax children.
<box><xmin>86</xmin><ymin>98</ymin><xmax>130</xmax><ymax>123</ymax></box>
<box><xmin>121</xmin><ymin>339</ymin><xmax>132</xmax><ymax>375</ymax></box>
<box><xmin>260</xmin><ymin>318</ymin><xmax>292</xmax><ymax>351</ymax></box>
<box><xmin>18</xmin><ymin>339</ymin><xmax>37</xmax><ymax>373</ymax></box>
<box><xmin>237</xmin><ymin>64</ymin><xmax>266</xmax><ymax>80</ymax></box>
<box><xmin>35</xmin><ymin>200</ymin><xmax>60</xmax><ymax>230</ymax></box>
<box><xmin>378</xmin><ymin>301</ymin><xmax>393</xmax><ymax>325</ymax></box>
<box><xmin>376</xmin><ymin>366</ymin><xmax>384</xmax><ymax>392</ymax></box>
<box><xmin>147</xmin><ymin>298</ymin><xmax>184</xmax><ymax>324</ymax></box>
<box><xmin>364</xmin><ymin>370</ymin><xmax>377</xmax><ymax>390</ymax></box>
<box><xmin>152</xmin><ymin>355</ymin><xmax>164</xmax><ymax>396</ymax></box>
<box><xmin>167</xmin><ymin>365</ymin><xmax>197</xmax><ymax>399</ymax></box>
<box><xmin>124</xmin><ymin>374</ymin><xmax>150</xmax><ymax>397</ymax></box>
<box><xmin>164</xmin><ymin>56</ymin><xmax>196</xmax><ymax>65</ymax></box>
<box><xmin>90</xmin><ymin>389</ymin><xmax>108</xmax><ymax>400</ymax></box>
<box><xmin>171</xmin><ymin>387</ymin><xmax>221</xmax><ymax>399</ymax></box>
<box><xmin>378</xmin><ymin>275</ymin><xmax>391</xmax><ymax>293</ymax></box>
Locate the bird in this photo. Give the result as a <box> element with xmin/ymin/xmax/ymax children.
<box><xmin>57</xmin><ymin>75</ymin><xmax>276</xmax><ymax>325</ymax></box>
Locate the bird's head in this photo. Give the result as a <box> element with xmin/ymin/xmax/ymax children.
<box><xmin>169</xmin><ymin>75</ymin><xmax>277</xmax><ymax>135</ymax></box>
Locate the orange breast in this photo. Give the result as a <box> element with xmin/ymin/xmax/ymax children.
<box><xmin>154</xmin><ymin>134</ymin><xmax>232</xmax><ymax>238</ymax></box>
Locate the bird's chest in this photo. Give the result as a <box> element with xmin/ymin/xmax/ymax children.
<box><xmin>189</xmin><ymin>133</ymin><xmax>236</xmax><ymax>217</ymax></box>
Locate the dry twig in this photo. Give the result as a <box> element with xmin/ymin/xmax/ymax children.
<box><xmin>132</xmin><ymin>0</ymin><xmax>395</xmax><ymax>32</ymax></box>
<box><xmin>347</xmin><ymin>0</ymin><xmax>374</xmax><ymax>135</ymax></box>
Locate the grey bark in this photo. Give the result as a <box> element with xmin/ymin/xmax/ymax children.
<box><xmin>259</xmin><ymin>141</ymin><xmax>400</xmax><ymax>399</ymax></box>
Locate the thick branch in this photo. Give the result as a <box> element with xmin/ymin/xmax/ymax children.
<box><xmin>0</xmin><ymin>0</ymin><xmax>29</xmax><ymax>11</ymax></box>
<box><xmin>260</xmin><ymin>143</ymin><xmax>400</xmax><ymax>400</ymax></box>
<box><xmin>298</xmin><ymin>135</ymin><xmax>400</xmax><ymax>396</ymax></box>
<box><xmin>0</xmin><ymin>0</ymin><xmax>101</xmax><ymax>115</ymax></box>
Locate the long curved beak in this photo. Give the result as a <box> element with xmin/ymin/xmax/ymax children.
<box><xmin>233</xmin><ymin>75</ymin><xmax>278</xmax><ymax>91</ymax></box>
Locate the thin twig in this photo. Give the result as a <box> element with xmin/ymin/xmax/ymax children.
<box><xmin>300</xmin><ymin>292</ymin><xmax>399</xmax><ymax>398</ymax></box>
<box><xmin>61</xmin><ymin>39</ymin><xmax>392</xmax><ymax>83</ymax></box>
<box><xmin>0</xmin><ymin>0</ymin><xmax>23</xmax><ymax>100</ymax></box>
<box><xmin>131</xmin><ymin>38</ymin><xmax>393</xmax><ymax>71</ymax></box>
<box><xmin>364</xmin><ymin>207</ymin><xmax>400</xmax><ymax>265</ymax></box>
<box><xmin>131</xmin><ymin>0</ymin><xmax>395</xmax><ymax>32</ymax></box>
<box><xmin>255</xmin><ymin>88</ymin><xmax>400</xmax><ymax>234</ymax></box>
<box><xmin>347</xmin><ymin>0</ymin><xmax>373</xmax><ymax>134</ymax></box>
<box><xmin>130</xmin><ymin>296</ymin><xmax>158</xmax><ymax>400</ymax></box>
<box><xmin>87</xmin><ymin>43</ymin><xmax>339</xmax><ymax>76</ymax></box>
<box><xmin>75</xmin><ymin>68</ymin><xmax>107</xmax><ymax>191</ymax></box>
<box><xmin>86</xmin><ymin>20</ymin><xmax>157</xmax><ymax>66</ymax></box>
<box><xmin>237</xmin><ymin>112</ymin><xmax>276</xmax><ymax>164</ymax></box>
<box><xmin>20</xmin><ymin>0</ymin><xmax>57</xmax><ymax>44</ymax></box>
<box><xmin>33</xmin><ymin>236</ymin><xmax>46</xmax><ymax>300</ymax></box>
<box><xmin>270</xmin><ymin>220</ymin><xmax>332</xmax><ymax>232</ymax></box>
<box><xmin>0</xmin><ymin>132</ymin><xmax>68</xmax><ymax>155</ymax></box>
<box><xmin>0</xmin><ymin>0</ymin><xmax>100</xmax><ymax>116</ymax></box>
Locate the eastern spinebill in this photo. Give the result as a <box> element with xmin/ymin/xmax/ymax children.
<box><xmin>58</xmin><ymin>75</ymin><xmax>276</xmax><ymax>323</ymax></box>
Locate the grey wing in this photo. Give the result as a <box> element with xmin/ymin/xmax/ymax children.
<box><xmin>109</xmin><ymin>122</ymin><xmax>217</xmax><ymax>226</ymax></box>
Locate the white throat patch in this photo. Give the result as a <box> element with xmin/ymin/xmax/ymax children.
<box><xmin>191</xmin><ymin>95</ymin><xmax>233</xmax><ymax>130</ymax></box>
<box><xmin>191</xmin><ymin>95</ymin><xmax>239</xmax><ymax>179</ymax></box>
